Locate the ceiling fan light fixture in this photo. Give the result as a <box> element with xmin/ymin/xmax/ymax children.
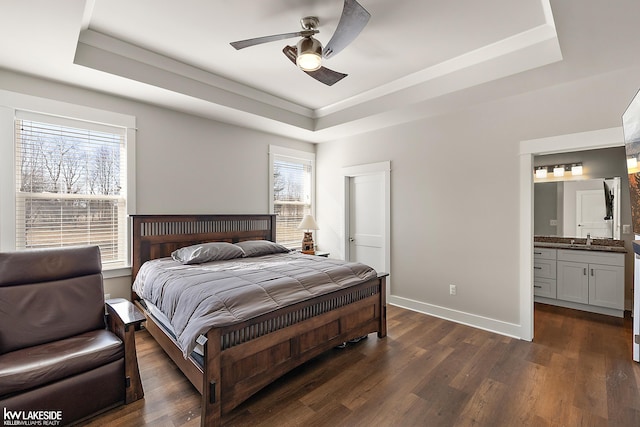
<box><xmin>296</xmin><ymin>36</ymin><xmax>322</xmax><ymax>71</ymax></box>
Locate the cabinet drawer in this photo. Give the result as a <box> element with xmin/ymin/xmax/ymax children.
<box><xmin>557</xmin><ymin>249</ymin><xmax>624</xmax><ymax>267</ymax></box>
<box><xmin>534</xmin><ymin>277</ymin><xmax>557</xmax><ymax>298</ymax></box>
<box><xmin>534</xmin><ymin>247</ymin><xmax>557</xmax><ymax>260</ymax></box>
<box><xmin>534</xmin><ymin>259</ymin><xmax>556</xmax><ymax>279</ymax></box>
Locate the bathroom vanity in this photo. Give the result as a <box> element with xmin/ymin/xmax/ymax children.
<box><xmin>534</xmin><ymin>238</ymin><xmax>626</xmax><ymax>317</ymax></box>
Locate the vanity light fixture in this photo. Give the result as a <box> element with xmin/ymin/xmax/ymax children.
<box><xmin>535</xmin><ymin>167</ymin><xmax>548</xmax><ymax>179</ymax></box>
<box><xmin>534</xmin><ymin>163</ymin><xmax>582</xmax><ymax>180</ymax></box>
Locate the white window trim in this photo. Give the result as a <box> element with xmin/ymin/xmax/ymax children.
<box><xmin>0</xmin><ymin>90</ymin><xmax>136</xmax><ymax>275</ymax></box>
<box><xmin>268</xmin><ymin>145</ymin><xmax>316</xmax><ymax>245</ymax></box>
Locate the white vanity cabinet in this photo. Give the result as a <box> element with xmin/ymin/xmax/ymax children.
<box><xmin>534</xmin><ymin>246</ymin><xmax>625</xmax><ymax>317</ymax></box>
<box><xmin>533</xmin><ymin>248</ymin><xmax>556</xmax><ymax>298</ymax></box>
<box><xmin>556</xmin><ymin>249</ymin><xmax>624</xmax><ymax>311</ymax></box>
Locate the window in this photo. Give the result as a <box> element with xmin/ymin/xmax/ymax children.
<box><xmin>0</xmin><ymin>93</ymin><xmax>135</xmax><ymax>272</ymax></box>
<box><xmin>269</xmin><ymin>146</ymin><xmax>315</xmax><ymax>248</ymax></box>
<box><xmin>13</xmin><ymin>112</ymin><xmax>129</xmax><ymax>268</ymax></box>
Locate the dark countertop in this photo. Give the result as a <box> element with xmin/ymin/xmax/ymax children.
<box><xmin>534</xmin><ymin>242</ymin><xmax>627</xmax><ymax>253</ymax></box>
<box><xmin>534</xmin><ymin>236</ymin><xmax>627</xmax><ymax>254</ymax></box>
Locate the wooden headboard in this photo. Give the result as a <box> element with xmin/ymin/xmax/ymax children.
<box><xmin>130</xmin><ymin>214</ymin><xmax>276</xmax><ymax>282</ymax></box>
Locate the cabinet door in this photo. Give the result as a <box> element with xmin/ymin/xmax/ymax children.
<box><xmin>557</xmin><ymin>261</ymin><xmax>589</xmax><ymax>304</ymax></box>
<box><xmin>589</xmin><ymin>264</ymin><xmax>624</xmax><ymax>309</ymax></box>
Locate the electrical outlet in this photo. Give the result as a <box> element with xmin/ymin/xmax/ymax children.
<box><xmin>449</xmin><ymin>284</ymin><xmax>456</xmax><ymax>295</ymax></box>
<box><xmin>550</xmin><ymin>219</ymin><xmax>558</xmax><ymax>226</ymax></box>
<box><xmin>623</xmin><ymin>224</ymin><xmax>631</xmax><ymax>234</ymax></box>
<box><xmin>104</xmin><ymin>293</ymin><xmax>111</xmax><ymax>301</ymax></box>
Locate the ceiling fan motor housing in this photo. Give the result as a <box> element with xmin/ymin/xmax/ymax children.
<box><xmin>300</xmin><ymin>16</ymin><xmax>319</xmax><ymax>30</ymax></box>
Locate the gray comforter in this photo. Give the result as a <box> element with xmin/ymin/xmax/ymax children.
<box><xmin>132</xmin><ymin>253</ymin><xmax>377</xmax><ymax>357</ymax></box>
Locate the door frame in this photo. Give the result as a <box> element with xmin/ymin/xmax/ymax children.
<box><xmin>519</xmin><ymin>127</ymin><xmax>624</xmax><ymax>341</ymax></box>
<box><xmin>342</xmin><ymin>161</ymin><xmax>391</xmax><ymax>293</ymax></box>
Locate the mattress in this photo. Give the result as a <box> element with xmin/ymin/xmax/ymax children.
<box><xmin>144</xmin><ymin>299</ymin><xmax>205</xmax><ymax>357</ymax></box>
<box><xmin>132</xmin><ymin>252</ymin><xmax>377</xmax><ymax>357</ymax></box>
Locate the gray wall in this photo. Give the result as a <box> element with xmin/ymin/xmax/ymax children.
<box><xmin>316</xmin><ymin>65</ymin><xmax>640</xmax><ymax>330</ymax></box>
<box><xmin>0</xmin><ymin>70</ymin><xmax>314</xmax><ymax>299</ymax></box>
<box><xmin>2</xmin><ymin>60</ymin><xmax>640</xmax><ymax>340</ymax></box>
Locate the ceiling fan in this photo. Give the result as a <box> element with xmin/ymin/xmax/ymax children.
<box><xmin>230</xmin><ymin>0</ymin><xmax>371</xmax><ymax>86</ymax></box>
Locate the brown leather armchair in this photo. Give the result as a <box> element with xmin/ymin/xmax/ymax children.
<box><xmin>0</xmin><ymin>246</ymin><xmax>144</xmax><ymax>425</ymax></box>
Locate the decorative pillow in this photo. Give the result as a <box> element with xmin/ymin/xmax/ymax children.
<box><xmin>234</xmin><ymin>240</ymin><xmax>291</xmax><ymax>257</ymax></box>
<box><xmin>171</xmin><ymin>242</ymin><xmax>245</xmax><ymax>265</ymax></box>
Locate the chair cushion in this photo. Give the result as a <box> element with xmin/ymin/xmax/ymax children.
<box><xmin>0</xmin><ymin>246</ymin><xmax>106</xmax><ymax>354</ymax></box>
<box><xmin>0</xmin><ymin>329</ymin><xmax>123</xmax><ymax>397</ymax></box>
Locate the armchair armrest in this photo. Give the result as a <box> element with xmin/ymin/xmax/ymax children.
<box><xmin>106</xmin><ymin>298</ymin><xmax>145</xmax><ymax>404</ymax></box>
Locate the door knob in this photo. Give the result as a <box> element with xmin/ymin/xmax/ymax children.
<box><xmin>349</xmin><ymin>237</ymin><xmax>355</xmax><ymax>242</ymax></box>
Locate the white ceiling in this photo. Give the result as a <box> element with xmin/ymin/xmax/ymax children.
<box><xmin>1</xmin><ymin>0</ymin><xmax>635</xmax><ymax>142</ymax></box>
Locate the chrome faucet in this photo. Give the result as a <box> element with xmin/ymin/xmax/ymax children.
<box><xmin>586</xmin><ymin>233</ymin><xmax>592</xmax><ymax>246</ymax></box>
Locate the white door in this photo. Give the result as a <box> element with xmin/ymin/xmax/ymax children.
<box><xmin>576</xmin><ymin>190</ymin><xmax>611</xmax><ymax>238</ymax></box>
<box><xmin>348</xmin><ymin>174</ymin><xmax>385</xmax><ymax>273</ymax></box>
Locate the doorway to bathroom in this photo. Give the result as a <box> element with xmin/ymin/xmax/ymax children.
<box><xmin>520</xmin><ymin>128</ymin><xmax>630</xmax><ymax>344</ymax></box>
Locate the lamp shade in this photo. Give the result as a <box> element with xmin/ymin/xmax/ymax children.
<box><xmin>298</xmin><ymin>214</ymin><xmax>319</xmax><ymax>230</ymax></box>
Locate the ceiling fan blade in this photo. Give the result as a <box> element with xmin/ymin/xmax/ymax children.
<box><xmin>231</xmin><ymin>29</ymin><xmax>318</xmax><ymax>50</ymax></box>
<box><xmin>283</xmin><ymin>46</ymin><xmax>347</xmax><ymax>86</ymax></box>
<box><xmin>322</xmin><ymin>0</ymin><xmax>371</xmax><ymax>59</ymax></box>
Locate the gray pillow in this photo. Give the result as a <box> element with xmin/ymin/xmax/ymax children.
<box><xmin>234</xmin><ymin>240</ymin><xmax>290</xmax><ymax>257</ymax></box>
<box><xmin>171</xmin><ymin>242</ymin><xmax>245</xmax><ymax>265</ymax></box>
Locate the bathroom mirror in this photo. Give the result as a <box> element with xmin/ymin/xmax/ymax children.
<box><xmin>534</xmin><ymin>177</ymin><xmax>621</xmax><ymax>239</ymax></box>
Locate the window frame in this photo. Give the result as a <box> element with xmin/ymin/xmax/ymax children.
<box><xmin>268</xmin><ymin>145</ymin><xmax>316</xmax><ymax>249</ymax></box>
<box><xmin>0</xmin><ymin>90</ymin><xmax>136</xmax><ymax>277</ymax></box>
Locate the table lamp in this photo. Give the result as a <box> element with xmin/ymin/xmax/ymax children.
<box><xmin>298</xmin><ymin>214</ymin><xmax>319</xmax><ymax>255</ymax></box>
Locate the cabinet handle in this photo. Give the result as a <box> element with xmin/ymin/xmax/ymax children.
<box><xmin>534</xmin><ymin>285</ymin><xmax>542</xmax><ymax>288</ymax></box>
<box><xmin>534</xmin><ymin>266</ymin><xmax>542</xmax><ymax>270</ymax></box>
<box><xmin>583</xmin><ymin>268</ymin><xmax>587</xmax><ymax>275</ymax></box>
<box><xmin>534</xmin><ymin>252</ymin><xmax>542</xmax><ymax>255</ymax></box>
<box><xmin>591</xmin><ymin>268</ymin><xmax>594</xmax><ymax>276</ymax></box>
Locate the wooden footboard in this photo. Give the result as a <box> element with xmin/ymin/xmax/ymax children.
<box><xmin>204</xmin><ymin>274</ymin><xmax>386</xmax><ymax>425</ymax></box>
<box><xmin>130</xmin><ymin>214</ymin><xmax>387</xmax><ymax>426</ymax></box>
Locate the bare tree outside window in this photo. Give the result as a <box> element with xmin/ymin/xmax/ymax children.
<box><xmin>15</xmin><ymin>119</ymin><xmax>126</xmax><ymax>265</ymax></box>
<box><xmin>273</xmin><ymin>159</ymin><xmax>312</xmax><ymax>247</ymax></box>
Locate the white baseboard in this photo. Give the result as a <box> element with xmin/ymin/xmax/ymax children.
<box><xmin>388</xmin><ymin>295</ymin><xmax>523</xmax><ymax>340</ymax></box>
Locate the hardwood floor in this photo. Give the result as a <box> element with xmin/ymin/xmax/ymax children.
<box><xmin>81</xmin><ymin>304</ymin><xmax>640</xmax><ymax>426</ymax></box>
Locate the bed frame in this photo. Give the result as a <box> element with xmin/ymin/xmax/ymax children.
<box><xmin>130</xmin><ymin>214</ymin><xmax>387</xmax><ymax>426</ymax></box>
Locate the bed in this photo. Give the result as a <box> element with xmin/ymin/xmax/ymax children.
<box><xmin>130</xmin><ymin>214</ymin><xmax>387</xmax><ymax>426</ymax></box>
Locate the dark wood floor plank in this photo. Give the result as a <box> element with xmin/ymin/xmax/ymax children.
<box><xmin>80</xmin><ymin>303</ymin><xmax>640</xmax><ymax>426</ymax></box>
<box><xmin>454</xmin><ymin>378</ymin><xmax>509</xmax><ymax>427</ymax></box>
